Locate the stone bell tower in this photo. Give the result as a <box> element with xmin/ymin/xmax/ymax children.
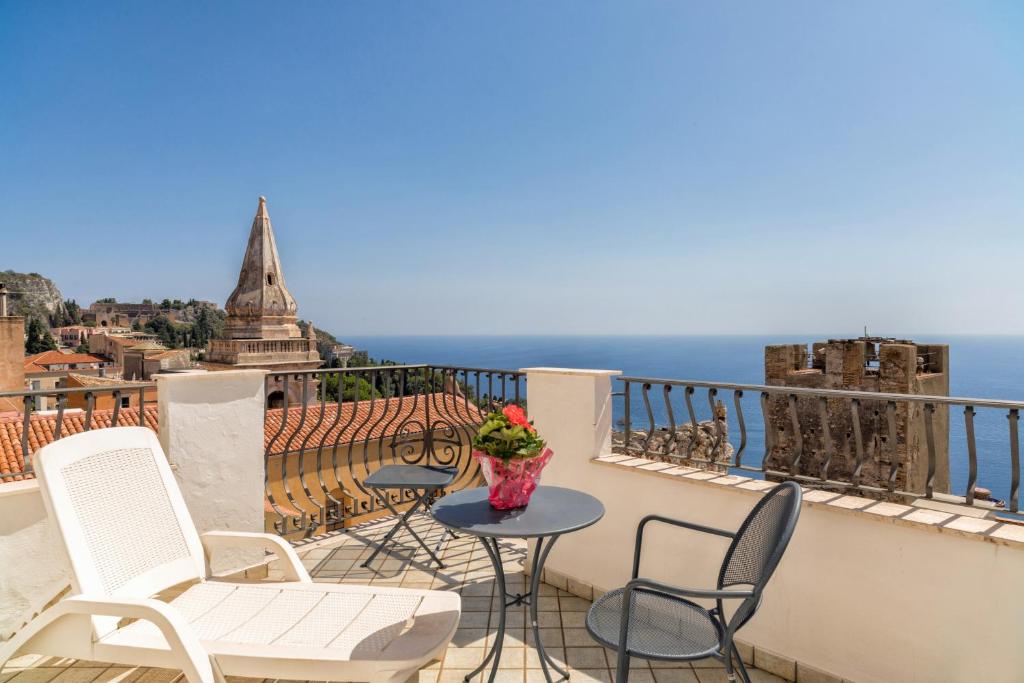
<box><xmin>205</xmin><ymin>197</ymin><xmax>321</xmax><ymax>405</ymax></box>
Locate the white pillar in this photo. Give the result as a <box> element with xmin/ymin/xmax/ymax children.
<box><xmin>157</xmin><ymin>369</ymin><xmax>266</xmax><ymax>574</ymax></box>
<box><xmin>522</xmin><ymin>367</ymin><xmax>621</xmax><ymax>483</ymax></box>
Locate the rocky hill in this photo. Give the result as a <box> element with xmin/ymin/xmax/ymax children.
<box><xmin>0</xmin><ymin>271</ymin><xmax>66</xmax><ymax>325</ymax></box>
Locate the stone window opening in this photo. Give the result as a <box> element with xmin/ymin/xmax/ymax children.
<box><xmin>266</xmin><ymin>274</ymin><xmax>275</xmax><ymax>286</ymax></box>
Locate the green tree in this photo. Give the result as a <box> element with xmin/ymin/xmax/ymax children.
<box><xmin>323</xmin><ymin>373</ymin><xmax>380</xmax><ymax>402</ymax></box>
<box><xmin>60</xmin><ymin>299</ymin><xmax>82</xmax><ymax>325</ymax></box>
<box><xmin>144</xmin><ymin>314</ymin><xmax>184</xmax><ymax>348</ymax></box>
<box><xmin>25</xmin><ymin>318</ymin><xmax>58</xmax><ymax>354</ymax></box>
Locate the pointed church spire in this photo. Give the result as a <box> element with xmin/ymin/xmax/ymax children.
<box><xmin>222</xmin><ymin>196</ymin><xmax>303</xmax><ymax>340</ymax></box>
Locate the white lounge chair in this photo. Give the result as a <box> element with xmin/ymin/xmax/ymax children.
<box><xmin>0</xmin><ymin>427</ymin><xmax>460</xmax><ymax>683</ymax></box>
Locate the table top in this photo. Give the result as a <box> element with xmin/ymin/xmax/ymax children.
<box><xmin>430</xmin><ymin>486</ymin><xmax>604</xmax><ymax>538</ymax></box>
<box><xmin>364</xmin><ymin>464</ymin><xmax>458</xmax><ymax>489</ymax></box>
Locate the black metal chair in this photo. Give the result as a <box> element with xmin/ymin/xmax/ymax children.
<box><xmin>586</xmin><ymin>481</ymin><xmax>802</xmax><ymax>683</ymax></box>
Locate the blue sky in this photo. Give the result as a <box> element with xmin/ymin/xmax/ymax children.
<box><xmin>1</xmin><ymin>2</ymin><xmax>1022</xmax><ymax>336</ymax></box>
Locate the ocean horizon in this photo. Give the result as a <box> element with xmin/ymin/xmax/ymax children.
<box><xmin>344</xmin><ymin>334</ymin><xmax>1024</xmax><ymax>505</ymax></box>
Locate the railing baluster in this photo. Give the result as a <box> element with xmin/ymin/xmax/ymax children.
<box><xmin>760</xmin><ymin>391</ymin><xmax>772</xmax><ymax>463</ymax></box>
<box><xmin>885</xmin><ymin>401</ymin><xmax>898</xmax><ymax>493</ymax></box>
<box><xmin>264</xmin><ymin>374</ymin><xmax>291</xmax><ymax>533</ymax></box>
<box><xmin>787</xmin><ymin>393</ymin><xmax>802</xmax><ymax>475</ymax></box>
<box><xmin>924</xmin><ymin>402</ymin><xmax>937</xmax><ymax>500</ymax></box>
<box><xmin>733</xmin><ymin>389</ymin><xmax>747</xmax><ymax>467</ymax></box>
<box><xmin>84</xmin><ymin>391</ymin><xmax>94</xmax><ymax>431</ymax></box>
<box><xmin>662</xmin><ymin>385</ymin><xmax>676</xmax><ymax>456</ymax></box>
<box><xmin>1009</xmin><ymin>408</ymin><xmax>1020</xmax><ymax>513</ymax></box>
<box><xmin>850</xmin><ymin>398</ymin><xmax>865</xmax><ymax>487</ymax></box>
<box><xmin>21</xmin><ymin>395</ymin><xmax>32</xmax><ymax>475</ymax></box>
<box><xmin>707</xmin><ymin>387</ymin><xmax>723</xmax><ymax>462</ymax></box>
<box><xmin>640</xmin><ymin>383</ymin><xmax>655</xmax><ymax>454</ymax></box>
<box><xmin>623</xmin><ymin>381</ymin><xmax>632</xmax><ymax>453</ymax></box>
<box><xmin>818</xmin><ymin>396</ymin><xmax>833</xmax><ymax>482</ymax></box>
<box><xmin>53</xmin><ymin>393</ymin><xmax>66</xmax><ymax>440</ymax></box>
<box><xmin>684</xmin><ymin>386</ymin><xmax>698</xmax><ymax>460</ymax></box>
<box><xmin>964</xmin><ymin>406</ymin><xmax>977</xmax><ymax>505</ymax></box>
<box><xmin>111</xmin><ymin>389</ymin><xmax>122</xmax><ymax>425</ymax></box>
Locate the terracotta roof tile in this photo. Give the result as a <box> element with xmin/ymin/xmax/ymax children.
<box><xmin>0</xmin><ymin>406</ymin><xmax>159</xmax><ymax>481</ymax></box>
<box><xmin>265</xmin><ymin>393</ymin><xmax>486</xmax><ymax>454</ymax></box>
<box><xmin>23</xmin><ymin>351</ymin><xmax>109</xmax><ymax>370</ymax></box>
<box><xmin>0</xmin><ymin>393</ymin><xmax>486</xmax><ymax>483</ymax></box>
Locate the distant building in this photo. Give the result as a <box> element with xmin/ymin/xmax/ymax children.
<box><xmin>52</xmin><ymin>325</ymin><xmax>94</xmax><ymax>348</ymax></box>
<box><xmin>122</xmin><ymin>341</ymin><xmax>191</xmax><ymax>380</ymax></box>
<box><xmin>23</xmin><ymin>350</ymin><xmax>113</xmax><ymax>375</ymax></box>
<box><xmin>83</xmin><ymin>301</ymin><xmax>160</xmax><ymax>329</ymax></box>
<box><xmin>322</xmin><ymin>343</ymin><xmax>356</xmax><ymax>367</ymax></box>
<box><xmin>88</xmin><ymin>331</ymin><xmax>159</xmax><ymax>369</ymax></box>
<box><xmin>22</xmin><ymin>350</ymin><xmax>116</xmax><ymax>411</ymax></box>
<box><xmin>764</xmin><ymin>337</ymin><xmax>949</xmax><ymax>496</ymax></box>
<box><xmin>63</xmin><ymin>373</ymin><xmax>156</xmax><ymax>411</ymax></box>
<box><xmin>204</xmin><ymin>197</ymin><xmax>321</xmax><ymax>406</ymax></box>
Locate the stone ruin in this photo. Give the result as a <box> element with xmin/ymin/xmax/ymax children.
<box><xmin>612</xmin><ymin>401</ymin><xmax>733</xmax><ymax>473</ymax></box>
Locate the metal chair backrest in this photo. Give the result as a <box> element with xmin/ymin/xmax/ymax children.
<box><xmin>716</xmin><ymin>481</ymin><xmax>801</xmax><ymax>630</ymax></box>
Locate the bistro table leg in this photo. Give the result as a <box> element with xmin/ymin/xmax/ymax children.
<box><xmin>468</xmin><ymin>537</ymin><xmax>506</xmax><ymax>683</ymax></box>
<box><xmin>529</xmin><ymin>535</ymin><xmax>569</xmax><ymax>682</ymax></box>
<box><xmin>362</xmin><ymin>489</ymin><xmax>445</xmax><ymax>569</ymax></box>
<box><xmin>467</xmin><ymin>535</ymin><xmax>568</xmax><ymax>683</ymax></box>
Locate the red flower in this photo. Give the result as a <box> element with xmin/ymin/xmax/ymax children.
<box><xmin>502</xmin><ymin>404</ymin><xmax>535</xmax><ymax>432</ymax></box>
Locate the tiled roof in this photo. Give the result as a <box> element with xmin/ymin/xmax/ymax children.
<box><xmin>0</xmin><ymin>406</ymin><xmax>159</xmax><ymax>481</ymax></box>
<box><xmin>0</xmin><ymin>393</ymin><xmax>486</xmax><ymax>482</ymax></box>
<box><xmin>64</xmin><ymin>373</ymin><xmax>150</xmax><ymax>388</ymax></box>
<box><xmin>24</xmin><ymin>351</ymin><xmax>111</xmax><ymax>374</ymax></box>
<box><xmin>264</xmin><ymin>393</ymin><xmax>486</xmax><ymax>455</ymax></box>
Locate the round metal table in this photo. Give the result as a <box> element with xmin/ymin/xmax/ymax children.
<box><xmin>431</xmin><ymin>486</ymin><xmax>605</xmax><ymax>683</ymax></box>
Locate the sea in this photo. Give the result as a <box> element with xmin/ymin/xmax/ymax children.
<box><xmin>345</xmin><ymin>335</ymin><xmax>1024</xmax><ymax>505</ymax></box>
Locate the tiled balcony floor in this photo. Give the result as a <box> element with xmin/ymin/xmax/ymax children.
<box><xmin>2</xmin><ymin>513</ymin><xmax>782</xmax><ymax>683</ymax></box>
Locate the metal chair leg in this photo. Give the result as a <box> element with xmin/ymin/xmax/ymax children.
<box><xmin>614</xmin><ymin>647</ymin><xmax>630</xmax><ymax>683</ymax></box>
<box><xmin>730</xmin><ymin>642</ymin><xmax>752</xmax><ymax>683</ymax></box>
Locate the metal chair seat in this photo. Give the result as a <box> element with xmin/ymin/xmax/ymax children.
<box><xmin>587</xmin><ymin>587</ymin><xmax>722</xmax><ymax>660</ymax></box>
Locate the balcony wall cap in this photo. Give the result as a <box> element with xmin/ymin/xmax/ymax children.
<box><xmin>519</xmin><ymin>367</ymin><xmax>622</xmax><ymax>377</ymax></box>
<box><xmin>592</xmin><ymin>453</ymin><xmax>1024</xmax><ymax>550</ymax></box>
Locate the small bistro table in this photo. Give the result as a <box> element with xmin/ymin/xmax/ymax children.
<box><xmin>362</xmin><ymin>464</ymin><xmax>458</xmax><ymax>569</ymax></box>
<box><xmin>431</xmin><ymin>486</ymin><xmax>605</xmax><ymax>683</ymax></box>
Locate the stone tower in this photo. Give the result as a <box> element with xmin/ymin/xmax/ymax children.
<box><xmin>206</xmin><ymin>197</ymin><xmax>321</xmax><ymax>405</ymax></box>
<box><xmin>764</xmin><ymin>337</ymin><xmax>949</xmax><ymax>497</ymax></box>
<box><xmin>0</xmin><ymin>284</ymin><xmax>26</xmax><ymax>411</ymax></box>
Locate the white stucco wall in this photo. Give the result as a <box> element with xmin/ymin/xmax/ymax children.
<box><xmin>0</xmin><ymin>481</ymin><xmax>68</xmax><ymax>639</ymax></box>
<box><xmin>524</xmin><ymin>367</ymin><xmax>1024</xmax><ymax>683</ymax></box>
<box><xmin>157</xmin><ymin>369</ymin><xmax>266</xmax><ymax>574</ymax></box>
<box><xmin>0</xmin><ymin>369</ymin><xmax>268</xmax><ymax>637</ymax></box>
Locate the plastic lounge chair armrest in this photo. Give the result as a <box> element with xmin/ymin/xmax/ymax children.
<box><xmin>632</xmin><ymin>514</ymin><xmax>735</xmax><ymax>579</ymax></box>
<box><xmin>61</xmin><ymin>595</ymin><xmax>215</xmax><ymax>682</ymax></box>
<box><xmin>200</xmin><ymin>530</ymin><xmax>312</xmax><ymax>582</ymax></box>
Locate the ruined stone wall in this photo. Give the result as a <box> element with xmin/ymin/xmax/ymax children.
<box><xmin>764</xmin><ymin>339</ymin><xmax>949</xmax><ymax>496</ymax></box>
<box><xmin>613</xmin><ymin>404</ymin><xmax>733</xmax><ymax>472</ymax></box>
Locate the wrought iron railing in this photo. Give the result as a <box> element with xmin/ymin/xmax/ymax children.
<box><xmin>616</xmin><ymin>376</ymin><xmax>1024</xmax><ymax>514</ymax></box>
<box><xmin>0</xmin><ymin>382</ymin><xmax>158</xmax><ymax>480</ymax></box>
<box><xmin>263</xmin><ymin>364</ymin><xmax>525</xmax><ymax>536</ymax></box>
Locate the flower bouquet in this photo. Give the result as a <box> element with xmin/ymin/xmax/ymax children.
<box><xmin>472</xmin><ymin>404</ymin><xmax>553</xmax><ymax>509</ymax></box>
